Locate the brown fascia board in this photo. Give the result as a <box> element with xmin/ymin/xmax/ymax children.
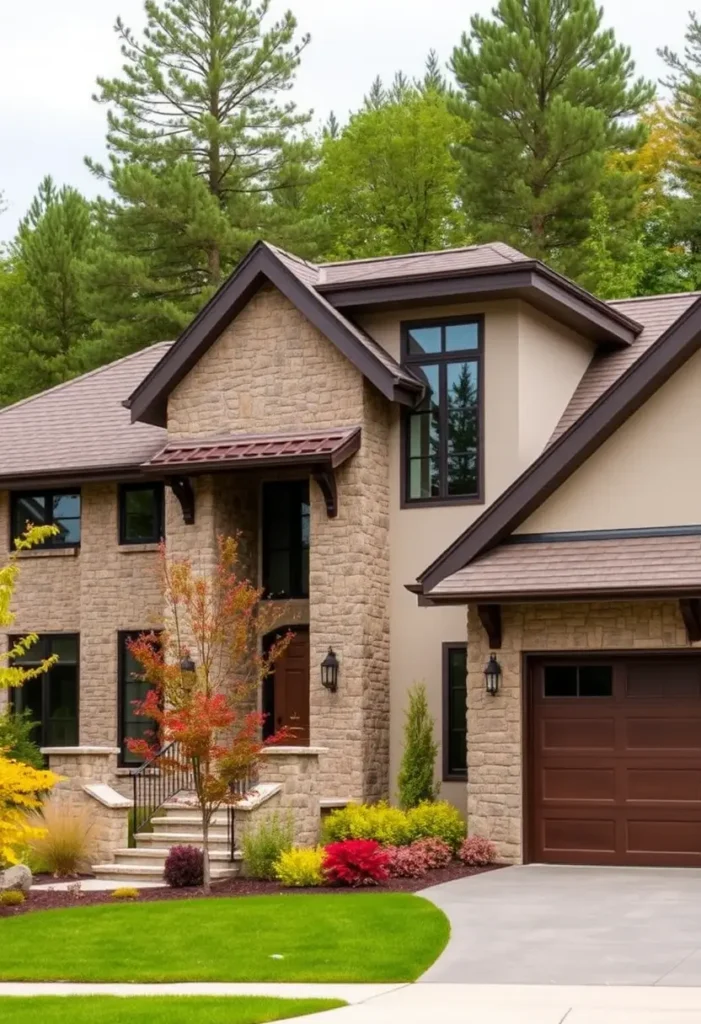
<box><xmin>414</xmin><ymin>586</ymin><xmax>701</xmax><ymax>606</ymax></box>
<box><xmin>418</xmin><ymin>294</ymin><xmax>701</xmax><ymax>595</ymax></box>
<box><xmin>126</xmin><ymin>242</ymin><xmax>421</xmax><ymax>427</ymax></box>
<box><xmin>0</xmin><ymin>464</ymin><xmax>157</xmax><ymax>490</ymax></box>
<box><xmin>321</xmin><ymin>263</ymin><xmax>641</xmax><ymax>347</ymax></box>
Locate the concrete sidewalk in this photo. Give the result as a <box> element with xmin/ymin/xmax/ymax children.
<box><xmin>3</xmin><ymin>983</ymin><xmax>701</xmax><ymax>1022</ymax></box>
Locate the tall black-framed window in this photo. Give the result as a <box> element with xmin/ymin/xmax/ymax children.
<box><xmin>262</xmin><ymin>481</ymin><xmax>310</xmax><ymax>599</ymax></box>
<box><xmin>443</xmin><ymin>642</ymin><xmax>467</xmax><ymax>781</ymax></box>
<box><xmin>11</xmin><ymin>490</ymin><xmax>81</xmax><ymax>548</ymax></box>
<box><xmin>402</xmin><ymin>317</ymin><xmax>483</xmax><ymax>505</ymax></box>
<box><xmin>119</xmin><ymin>483</ymin><xmax>164</xmax><ymax>545</ymax></box>
<box><xmin>10</xmin><ymin>635</ymin><xmax>79</xmax><ymax>747</ymax></box>
<box><xmin>118</xmin><ymin>631</ymin><xmax>160</xmax><ymax>766</ymax></box>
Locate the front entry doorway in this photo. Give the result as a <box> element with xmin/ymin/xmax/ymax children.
<box><xmin>263</xmin><ymin>627</ymin><xmax>310</xmax><ymax>746</ymax></box>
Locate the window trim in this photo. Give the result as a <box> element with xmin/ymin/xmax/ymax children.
<box><xmin>400</xmin><ymin>315</ymin><xmax>485</xmax><ymax>508</ymax></box>
<box><xmin>9</xmin><ymin>633</ymin><xmax>80</xmax><ymax>748</ymax></box>
<box><xmin>442</xmin><ymin>641</ymin><xmax>468</xmax><ymax>782</ymax></box>
<box><xmin>10</xmin><ymin>489</ymin><xmax>82</xmax><ymax>549</ymax></box>
<box><xmin>118</xmin><ymin>482</ymin><xmax>165</xmax><ymax>546</ymax></box>
<box><xmin>117</xmin><ymin>630</ymin><xmax>161</xmax><ymax>767</ymax></box>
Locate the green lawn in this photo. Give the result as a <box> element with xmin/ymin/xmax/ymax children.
<box><xmin>0</xmin><ymin>997</ymin><xmax>345</xmax><ymax>1023</ymax></box>
<box><xmin>0</xmin><ymin>894</ymin><xmax>449</xmax><ymax>982</ymax></box>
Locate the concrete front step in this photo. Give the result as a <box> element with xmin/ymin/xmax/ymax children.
<box><xmin>135</xmin><ymin>830</ymin><xmax>232</xmax><ymax>849</ymax></box>
<box><xmin>149</xmin><ymin>816</ymin><xmax>230</xmax><ymax>834</ymax></box>
<box><xmin>114</xmin><ymin>848</ymin><xmax>241</xmax><ymax>865</ymax></box>
<box><xmin>92</xmin><ymin>859</ymin><xmax>240</xmax><ymax>883</ymax></box>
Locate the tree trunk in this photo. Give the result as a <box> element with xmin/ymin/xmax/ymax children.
<box><xmin>202</xmin><ymin>811</ymin><xmax>211</xmax><ymax>894</ymax></box>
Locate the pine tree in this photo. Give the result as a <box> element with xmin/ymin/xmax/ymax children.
<box><xmin>449</xmin><ymin>0</ymin><xmax>654</xmax><ymax>271</ymax></box>
<box><xmin>417</xmin><ymin>49</ymin><xmax>446</xmax><ymax>94</ymax></box>
<box><xmin>85</xmin><ymin>0</ymin><xmax>313</xmax><ymax>354</ymax></box>
<box><xmin>363</xmin><ymin>75</ymin><xmax>386</xmax><ymax>111</ymax></box>
<box><xmin>397</xmin><ymin>683</ymin><xmax>439</xmax><ymax>809</ymax></box>
<box><xmin>0</xmin><ymin>178</ymin><xmax>101</xmax><ymax>404</ymax></box>
<box><xmin>322</xmin><ymin>111</ymin><xmax>340</xmax><ymax>140</ymax></box>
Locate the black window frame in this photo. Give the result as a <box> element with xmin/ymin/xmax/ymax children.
<box><xmin>118</xmin><ymin>482</ymin><xmax>165</xmax><ymax>546</ymax></box>
<box><xmin>117</xmin><ymin>630</ymin><xmax>161</xmax><ymax>767</ymax></box>
<box><xmin>261</xmin><ymin>480</ymin><xmax>310</xmax><ymax>600</ymax></box>
<box><xmin>443</xmin><ymin>641</ymin><xmax>468</xmax><ymax>781</ymax></box>
<box><xmin>542</xmin><ymin>662</ymin><xmax>614</xmax><ymax>699</ymax></box>
<box><xmin>10</xmin><ymin>489</ymin><xmax>81</xmax><ymax>549</ymax></box>
<box><xmin>401</xmin><ymin>315</ymin><xmax>484</xmax><ymax>507</ymax></box>
<box><xmin>9</xmin><ymin>633</ymin><xmax>80</xmax><ymax>748</ymax></box>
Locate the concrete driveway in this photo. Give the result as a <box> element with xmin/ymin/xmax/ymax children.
<box><xmin>420</xmin><ymin>864</ymin><xmax>701</xmax><ymax>986</ymax></box>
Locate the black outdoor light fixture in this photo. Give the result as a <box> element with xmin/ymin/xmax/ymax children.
<box><xmin>321</xmin><ymin>647</ymin><xmax>339</xmax><ymax>692</ymax></box>
<box><xmin>484</xmin><ymin>653</ymin><xmax>502</xmax><ymax>696</ymax></box>
<box><xmin>180</xmin><ymin>654</ymin><xmax>196</xmax><ymax>674</ymax></box>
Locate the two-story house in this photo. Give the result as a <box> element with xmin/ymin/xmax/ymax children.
<box><xmin>3</xmin><ymin>239</ymin><xmax>701</xmax><ymax>869</ymax></box>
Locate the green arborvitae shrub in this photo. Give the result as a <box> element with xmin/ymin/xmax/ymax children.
<box><xmin>242</xmin><ymin>811</ymin><xmax>294</xmax><ymax>880</ymax></box>
<box><xmin>397</xmin><ymin>683</ymin><xmax>439</xmax><ymax>809</ymax></box>
<box><xmin>0</xmin><ymin>710</ymin><xmax>43</xmax><ymax>769</ymax></box>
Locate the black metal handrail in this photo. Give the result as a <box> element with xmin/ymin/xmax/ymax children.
<box><xmin>132</xmin><ymin>740</ymin><xmax>192</xmax><ymax>837</ymax></box>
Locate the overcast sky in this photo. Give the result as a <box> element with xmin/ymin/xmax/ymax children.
<box><xmin>0</xmin><ymin>0</ymin><xmax>694</xmax><ymax>242</ymax></box>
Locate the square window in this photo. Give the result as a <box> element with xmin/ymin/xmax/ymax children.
<box><xmin>579</xmin><ymin>665</ymin><xmax>613</xmax><ymax>698</ymax></box>
<box><xmin>544</xmin><ymin>666</ymin><xmax>578</xmax><ymax>697</ymax></box>
<box><xmin>11</xmin><ymin>491</ymin><xmax>80</xmax><ymax>547</ymax></box>
<box><xmin>119</xmin><ymin>484</ymin><xmax>164</xmax><ymax>545</ymax></box>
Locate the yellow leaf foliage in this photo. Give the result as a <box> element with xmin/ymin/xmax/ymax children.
<box><xmin>0</xmin><ymin>755</ymin><xmax>60</xmax><ymax>866</ymax></box>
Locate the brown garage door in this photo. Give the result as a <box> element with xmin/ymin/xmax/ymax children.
<box><xmin>530</xmin><ymin>656</ymin><xmax>701</xmax><ymax>866</ymax></box>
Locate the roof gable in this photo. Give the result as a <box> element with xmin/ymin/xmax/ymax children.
<box><xmin>418</xmin><ymin>293</ymin><xmax>701</xmax><ymax>595</ymax></box>
<box><xmin>126</xmin><ymin>242</ymin><xmax>423</xmax><ymax>427</ymax></box>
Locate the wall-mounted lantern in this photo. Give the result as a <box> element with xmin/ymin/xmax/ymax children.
<box><xmin>484</xmin><ymin>653</ymin><xmax>502</xmax><ymax>696</ymax></box>
<box><xmin>321</xmin><ymin>647</ymin><xmax>339</xmax><ymax>692</ymax></box>
<box><xmin>180</xmin><ymin>655</ymin><xmax>196</xmax><ymax>674</ymax></box>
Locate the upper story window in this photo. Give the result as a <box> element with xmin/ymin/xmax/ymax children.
<box><xmin>119</xmin><ymin>483</ymin><xmax>165</xmax><ymax>545</ymax></box>
<box><xmin>402</xmin><ymin>317</ymin><xmax>483</xmax><ymax>505</ymax></box>
<box><xmin>262</xmin><ymin>480</ymin><xmax>310</xmax><ymax>599</ymax></box>
<box><xmin>11</xmin><ymin>490</ymin><xmax>81</xmax><ymax>547</ymax></box>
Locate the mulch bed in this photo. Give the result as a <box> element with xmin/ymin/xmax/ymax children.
<box><xmin>0</xmin><ymin>862</ymin><xmax>499</xmax><ymax>917</ymax></box>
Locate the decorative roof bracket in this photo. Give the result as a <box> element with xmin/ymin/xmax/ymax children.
<box><xmin>680</xmin><ymin>598</ymin><xmax>701</xmax><ymax>643</ymax></box>
<box><xmin>312</xmin><ymin>470</ymin><xmax>338</xmax><ymax>519</ymax></box>
<box><xmin>168</xmin><ymin>475</ymin><xmax>195</xmax><ymax>525</ymax></box>
<box><xmin>477</xmin><ymin>603</ymin><xmax>502</xmax><ymax>649</ymax></box>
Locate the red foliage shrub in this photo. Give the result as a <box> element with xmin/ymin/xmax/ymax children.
<box><xmin>323</xmin><ymin>839</ymin><xmax>389</xmax><ymax>887</ymax></box>
<box><xmin>385</xmin><ymin>844</ymin><xmax>430</xmax><ymax>878</ymax></box>
<box><xmin>411</xmin><ymin>837</ymin><xmax>453</xmax><ymax>869</ymax></box>
<box><xmin>164</xmin><ymin>844</ymin><xmax>204</xmax><ymax>887</ymax></box>
<box><xmin>457</xmin><ymin>836</ymin><xmax>497</xmax><ymax>867</ymax></box>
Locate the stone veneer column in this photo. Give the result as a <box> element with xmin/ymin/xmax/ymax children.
<box><xmin>258</xmin><ymin>746</ymin><xmax>325</xmax><ymax>846</ymax></box>
<box><xmin>309</xmin><ymin>383</ymin><xmax>391</xmax><ymax>803</ymax></box>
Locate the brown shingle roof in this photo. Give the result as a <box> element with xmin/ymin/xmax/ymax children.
<box><xmin>429</xmin><ymin>532</ymin><xmax>701</xmax><ymax>600</ymax></box>
<box><xmin>0</xmin><ymin>343</ymin><xmax>170</xmax><ymax>483</ymax></box>
<box><xmin>550</xmin><ymin>292</ymin><xmax>701</xmax><ymax>444</ymax></box>
<box><xmin>145</xmin><ymin>426</ymin><xmax>361</xmax><ymax>473</ymax></box>
<box><xmin>317</xmin><ymin>242</ymin><xmax>530</xmax><ymax>286</ymax></box>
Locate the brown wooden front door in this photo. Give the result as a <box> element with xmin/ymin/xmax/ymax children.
<box><xmin>272</xmin><ymin>629</ymin><xmax>310</xmax><ymax>746</ymax></box>
<box><xmin>529</xmin><ymin>655</ymin><xmax>701</xmax><ymax>867</ymax></box>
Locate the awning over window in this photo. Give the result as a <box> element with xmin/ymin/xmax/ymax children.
<box><xmin>143</xmin><ymin>426</ymin><xmax>361</xmax><ymax>474</ymax></box>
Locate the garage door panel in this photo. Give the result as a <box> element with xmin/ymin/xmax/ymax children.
<box><xmin>626</xmin><ymin>767</ymin><xmax>701</xmax><ymax>803</ymax></box>
<box><xmin>541</xmin><ymin>765</ymin><xmax>616</xmax><ymax>802</ymax></box>
<box><xmin>625</xmin><ymin>716</ymin><xmax>701</xmax><ymax>752</ymax></box>
<box><xmin>530</xmin><ymin>655</ymin><xmax>701</xmax><ymax>867</ymax></box>
<box><xmin>541</xmin><ymin>715</ymin><xmax>616</xmax><ymax>751</ymax></box>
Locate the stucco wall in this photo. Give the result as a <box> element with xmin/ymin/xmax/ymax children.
<box><xmin>0</xmin><ymin>486</ymin><xmax>162</xmax><ymax>746</ymax></box>
<box><xmin>358</xmin><ymin>300</ymin><xmax>592</xmax><ymax>808</ymax></box>
<box><xmin>467</xmin><ymin>600</ymin><xmax>695</xmax><ymax>864</ymax></box>
<box><xmin>520</xmin><ymin>345</ymin><xmax>701</xmax><ymax>534</ymax></box>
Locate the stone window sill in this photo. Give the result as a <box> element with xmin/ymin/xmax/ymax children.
<box><xmin>15</xmin><ymin>547</ymin><xmax>79</xmax><ymax>559</ymax></box>
<box><xmin>118</xmin><ymin>543</ymin><xmax>160</xmax><ymax>554</ymax></box>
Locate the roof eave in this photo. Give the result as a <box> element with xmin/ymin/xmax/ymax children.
<box><xmin>417</xmin><ymin>585</ymin><xmax>701</xmax><ymax>606</ymax></box>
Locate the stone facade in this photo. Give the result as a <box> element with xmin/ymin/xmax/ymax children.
<box><xmin>466</xmin><ymin>600</ymin><xmax>694</xmax><ymax>864</ymax></box>
<box><xmin>0</xmin><ymin>486</ymin><xmax>162</xmax><ymax>746</ymax></box>
<box><xmin>42</xmin><ymin>748</ymin><xmax>130</xmax><ymax>865</ymax></box>
<box><xmin>258</xmin><ymin>747</ymin><xmax>324</xmax><ymax>847</ymax></box>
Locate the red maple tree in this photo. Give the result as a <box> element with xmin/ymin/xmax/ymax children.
<box><xmin>127</xmin><ymin>535</ymin><xmax>291</xmax><ymax>891</ymax></box>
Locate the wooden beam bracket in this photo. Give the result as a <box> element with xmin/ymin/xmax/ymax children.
<box><xmin>312</xmin><ymin>470</ymin><xmax>338</xmax><ymax>518</ymax></box>
<box><xmin>168</xmin><ymin>476</ymin><xmax>195</xmax><ymax>525</ymax></box>
<box><xmin>477</xmin><ymin>603</ymin><xmax>502</xmax><ymax>649</ymax></box>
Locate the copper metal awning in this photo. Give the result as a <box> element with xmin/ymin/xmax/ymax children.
<box><xmin>144</xmin><ymin>426</ymin><xmax>361</xmax><ymax>521</ymax></box>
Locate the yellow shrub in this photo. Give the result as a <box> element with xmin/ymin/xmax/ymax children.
<box><xmin>274</xmin><ymin>847</ymin><xmax>325</xmax><ymax>887</ymax></box>
<box><xmin>0</xmin><ymin>756</ymin><xmax>60</xmax><ymax>866</ymax></box>
<box><xmin>406</xmin><ymin>801</ymin><xmax>466</xmax><ymax>851</ymax></box>
<box><xmin>322</xmin><ymin>802</ymin><xmax>411</xmax><ymax>846</ymax></box>
<box><xmin>0</xmin><ymin>889</ymin><xmax>25</xmax><ymax>906</ymax></box>
<box><xmin>26</xmin><ymin>798</ymin><xmax>93</xmax><ymax>877</ymax></box>
<box><xmin>111</xmin><ymin>887</ymin><xmax>139</xmax><ymax>900</ymax></box>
